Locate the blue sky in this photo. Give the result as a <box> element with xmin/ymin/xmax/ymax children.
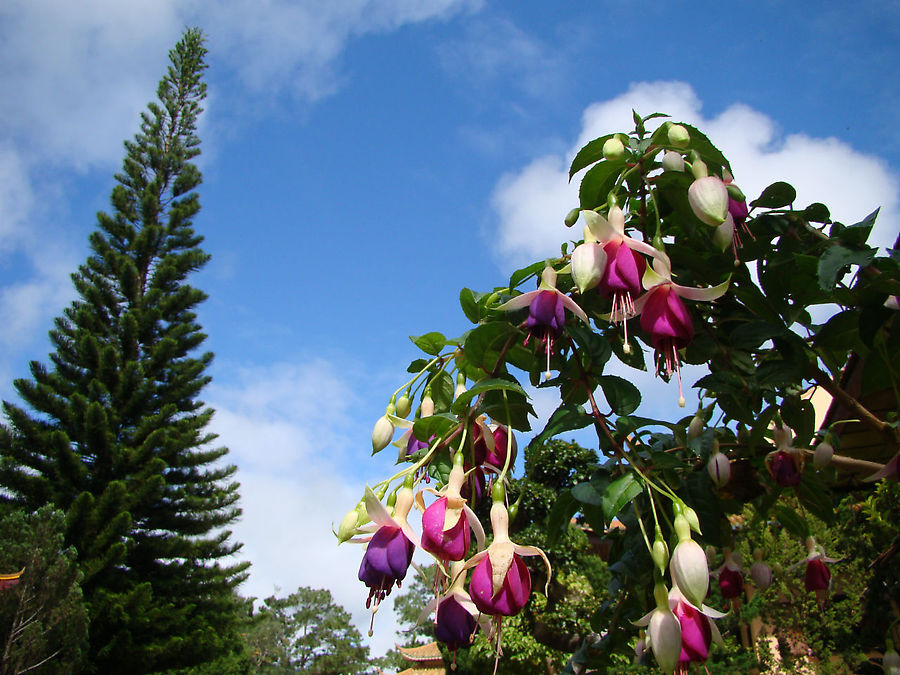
<box><xmin>2</xmin><ymin>0</ymin><xmax>899</xmax><ymax>656</ymax></box>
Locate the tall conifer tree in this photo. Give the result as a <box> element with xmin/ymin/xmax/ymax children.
<box><xmin>0</xmin><ymin>29</ymin><xmax>249</xmax><ymax>672</ymax></box>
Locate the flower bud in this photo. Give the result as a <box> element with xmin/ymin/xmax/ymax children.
<box><xmin>454</xmin><ymin>372</ymin><xmax>467</xmax><ymax>400</ymax></box>
<box><xmin>336</xmin><ymin>508</ymin><xmax>359</xmax><ymax>542</ymax></box>
<box><xmin>712</xmin><ymin>216</ymin><xmax>735</xmax><ymax>251</ymax></box>
<box><xmin>652</xmin><ymin>536</ymin><xmax>670</xmax><ymax>573</ymax></box>
<box><xmin>683</xmin><ymin>506</ymin><xmax>701</xmax><ymax>535</ymax></box>
<box><xmin>564</xmin><ymin>207</ymin><xmax>580</xmax><ymax>228</ymax></box>
<box><xmin>371</xmin><ymin>414</ymin><xmax>394</xmax><ymax>453</ymax></box>
<box><xmin>670</xmin><ymin>515</ymin><xmax>709</xmax><ymax>609</ymax></box>
<box><xmin>668</xmin><ymin>123</ymin><xmax>690</xmax><ymax>148</ymax></box>
<box><xmin>395</xmin><ymin>393</ymin><xmax>411</xmax><ymax>418</ymax></box>
<box><xmin>750</xmin><ymin>549</ymin><xmax>773</xmax><ymax>590</ymax></box>
<box><xmin>813</xmin><ymin>440</ymin><xmax>834</xmax><ymax>468</ymax></box>
<box><xmin>707</xmin><ymin>449</ymin><xmax>731</xmax><ymax>488</ymax></box>
<box><xmin>571</xmin><ymin>241</ymin><xmax>607</xmax><ymax>293</ymax></box>
<box><xmin>688</xmin><ymin>176</ymin><xmax>729</xmax><ymax>226</ymax></box>
<box><xmin>603</xmin><ymin>136</ymin><xmax>625</xmax><ymax>160</ymax></box>
<box><xmin>661</xmin><ymin>150</ymin><xmax>684</xmax><ymax>172</ymax></box>
<box><xmin>688</xmin><ymin>413</ymin><xmax>704</xmax><ymax>440</ymax></box>
<box><xmin>421</xmin><ymin>390</ymin><xmax>435</xmax><ymax>417</ymax></box>
<box><xmin>883</xmin><ymin>639</ymin><xmax>900</xmax><ymax>674</ymax></box>
<box><xmin>725</xmin><ymin>182</ymin><xmax>746</xmax><ymax>202</ymax></box>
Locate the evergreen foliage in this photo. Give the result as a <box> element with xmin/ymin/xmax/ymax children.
<box><xmin>0</xmin><ymin>505</ymin><xmax>88</xmax><ymax>675</ymax></box>
<box><xmin>0</xmin><ymin>28</ymin><xmax>249</xmax><ymax>673</ymax></box>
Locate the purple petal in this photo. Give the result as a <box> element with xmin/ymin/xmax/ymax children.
<box><xmin>434</xmin><ymin>595</ymin><xmax>477</xmax><ymax>650</ymax></box>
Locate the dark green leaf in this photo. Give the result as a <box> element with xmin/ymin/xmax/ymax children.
<box><xmin>410</xmin><ymin>331</ymin><xmax>446</xmax><ymax>356</ymax></box>
<box><xmin>599</xmin><ymin>375</ymin><xmax>641</xmax><ymax>415</ymax></box>
<box><xmin>579</xmin><ymin>161</ymin><xmax>625</xmax><ymax>211</ymax></box>
<box><xmin>429</xmin><ymin>370</ymin><xmax>454</xmax><ymax>413</ymax></box>
<box><xmin>459</xmin><ymin>288</ymin><xmax>480</xmax><ymax>324</ymax></box>
<box><xmin>814</xmin><ymin>310</ymin><xmax>859</xmax><ymax>350</ymax></box>
<box><xmin>462</xmin><ymin>322</ymin><xmax>518</xmax><ymax>374</ymax></box>
<box><xmin>572</xmin><ymin>480</ymin><xmax>607</xmax><ymax>507</ymax></box>
<box><xmin>529</xmin><ymin>403</ymin><xmax>592</xmax><ymax>450</ymax></box>
<box><xmin>569</xmin><ymin>134</ymin><xmax>617</xmax><ymax>179</ymax></box>
<box><xmin>476</xmin><ymin>387</ymin><xmax>534</xmax><ymax>432</ymax></box>
<box><xmin>602</xmin><ymin>473</ymin><xmax>642</xmax><ymax>525</ymax></box>
<box><xmin>567</xmin><ymin>323</ymin><xmax>612</xmax><ymax>372</ymax></box>
<box><xmin>830</xmin><ymin>208</ymin><xmax>879</xmax><ymax>247</ymax></box>
<box><xmin>412</xmin><ymin>414</ymin><xmax>458</xmax><ymax>443</ymax></box>
<box><xmin>450</xmin><ymin>377</ymin><xmax>527</xmax><ymax>415</ymax></box>
<box><xmin>509</xmin><ymin>261</ymin><xmax>545</xmax><ymax>291</ymax></box>
<box><xmin>803</xmin><ymin>203</ymin><xmax>830</xmax><ymax>223</ymax></box>
<box><xmin>730</xmin><ymin>321</ymin><xmax>787</xmax><ymax>349</ymax></box>
<box><xmin>612</xmin><ymin>334</ymin><xmax>646</xmax><ymax>370</ymax></box>
<box><xmin>751</xmin><ymin>181</ymin><xmax>796</xmax><ymax>209</ymax></box>
<box><xmin>817</xmin><ymin>244</ymin><xmax>876</xmax><ymax>291</ymax></box>
<box><xmin>546</xmin><ymin>489</ymin><xmax>578</xmax><ymax>547</ymax></box>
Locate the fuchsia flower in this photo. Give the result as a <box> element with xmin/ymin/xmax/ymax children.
<box><xmin>634</xmin><ymin>255</ymin><xmax>728</xmax><ymax>406</ymax></box>
<box><xmin>418</xmin><ymin>561</ymin><xmax>491</xmax><ymax>652</ymax></box>
<box><xmin>634</xmin><ymin>582</ymin><xmax>683</xmax><ymax>674</ymax></box>
<box><xmin>419</xmin><ymin>452</ymin><xmax>485</xmax><ymax>563</ymax></box>
<box><xmin>355</xmin><ymin>485</ymin><xmax>420</xmax><ymax>612</ymax></box>
<box><xmin>464</xmin><ymin>494</ymin><xmax>550</xmax><ymax>617</ymax></box>
<box><xmin>497</xmin><ymin>265</ymin><xmax>588</xmax><ymax>379</ymax></box>
<box><xmin>669</xmin><ymin>586</ymin><xmax>725</xmax><ymax>673</ymax></box>
<box><xmin>794</xmin><ymin>537</ymin><xmax>840</xmax><ymax>609</ymax></box>
<box><xmin>716</xmin><ymin>548</ymin><xmax>744</xmax><ymax>600</ymax></box>
<box><xmin>766</xmin><ymin>423</ymin><xmax>803</xmax><ymax>487</ymax></box>
<box><xmin>582</xmin><ymin>208</ymin><xmax>664</xmax><ymax>334</ymax></box>
<box><xmin>472</xmin><ymin>419</ymin><xmax>517</xmax><ymax>473</ymax></box>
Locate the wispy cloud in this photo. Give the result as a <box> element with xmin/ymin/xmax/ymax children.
<box><xmin>492</xmin><ymin>81</ymin><xmax>899</xmax><ymax>267</ymax></box>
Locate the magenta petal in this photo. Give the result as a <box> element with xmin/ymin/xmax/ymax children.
<box><xmin>805</xmin><ymin>558</ymin><xmax>831</xmax><ymax>592</ymax></box>
<box><xmin>421</xmin><ymin>498</ymin><xmax>470</xmax><ymax>561</ymax></box>
<box><xmin>600</xmin><ymin>239</ymin><xmax>645</xmax><ymax>297</ymax></box>
<box><xmin>674</xmin><ymin>599</ymin><xmax>711</xmax><ymax>664</ymax></box>
<box><xmin>469</xmin><ymin>553</ymin><xmax>532</xmax><ymax>616</ymax></box>
<box><xmin>640</xmin><ymin>285</ymin><xmax>694</xmax><ymax>349</ymax></box>
<box><xmin>527</xmin><ymin>290</ymin><xmax>564</xmax><ymax>332</ymax></box>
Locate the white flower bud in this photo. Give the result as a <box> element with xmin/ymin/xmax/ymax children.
<box><xmin>688</xmin><ymin>176</ymin><xmax>729</xmax><ymax>226</ymax></box>
<box><xmin>371</xmin><ymin>414</ymin><xmax>394</xmax><ymax>453</ymax></box>
<box><xmin>395</xmin><ymin>394</ymin><xmax>411</xmax><ymax>418</ymax></box>
<box><xmin>814</xmin><ymin>441</ymin><xmax>834</xmax><ymax>468</ymax></box>
<box><xmin>668</xmin><ymin>123</ymin><xmax>690</xmax><ymax>148</ymax></box>
<box><xmin>688</xmin><ymin>413</ymin><xmax>704</xmax><ymax>440</ymax></box>
<box><xmin>707</xmin><ymin>450</ymin><xmax>731</xmax><ymax>488</ymax></box>
<box><xmin>336</xmin><ymin>508</ymin><xmax>359</xmax><ymax>543</ymax></box>
<box><xmin>661</xmin><ymin>150</ymin><xmax>684</xmax><ymax>172</ymax></box>
<box><xmin>571</xmin><ymin>241</ymin><xmax>607</xmax><ymax>293</ymax></box>
<box><xmin>602</xmin><ymin>136</ymin><xmax>625</xmax><ymax>160</ymax></box>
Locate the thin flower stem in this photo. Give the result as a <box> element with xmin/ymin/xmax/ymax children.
<box><xmin>498</xmin><ymin>389</ymin><xmax>513</xmax><ymax>484</ymax></box>
<box><xmin>392</xmin><ymin>354</ymin><xmax>444</xmax><ymax>401</ymax></box>
<box><xmin>633</xmin><ymin>498</ymin><xmax>654</xmax><ymax>557</ymax></box>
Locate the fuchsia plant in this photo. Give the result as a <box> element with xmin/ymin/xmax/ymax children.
<box><xmin>337</xmin><ymin>112</ymin><xmax>900</xmax><ymax>671</ymax></box>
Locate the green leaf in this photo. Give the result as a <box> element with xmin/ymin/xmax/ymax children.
<box><xmin>602</xmin><ymin>473</ymin><xmax>642</xmax><ymax>525</ymax></box>
<box><xmin>569</xmin><ymin>133</ymin><xmax>617</xmax><ymax>179</ymax></box>
<box><xmin>814</xmin><ymin>310</ymin><xmax>859</xmax><ymax>351</ymax></box>
<box><xmin>797</xmin><ymin>472</ymin><xmax>834</xmax><ymax>524</ymax></box>
<box><xmin>459</xmin><ymin>288</ymin><xmax>480</xmax><ymax>324</ymax></box>
<box><xmin>546</xmin><ymin>489</ymin><xmax>578</xmax><ymax>547</ymax></box>
<box><xmin>680</xmin><ymin>124</ymin><xmax>731</xmax><ymax>174</ymax></box>
<box><xmin>579</xmin><ymin>160</ymin><xmax>625</xmax><ymax>211</ymax></box>
<box><xmin>410</xmin><ymin>331</ymin><xmax>446</xmax><ymax>356</ymax></box>
<box><xmin>462</xmin><ymin>322</ymin><xmax>518</xmax><ymax>374</ymax></box>
<box><xmin>803</xmin><ymin>202</ymin><xmax>830</xmax><ymax>223</ymax></box>
<box><xmin>599</xmin><ymin>375</ymin><xmax>641</xmax><ymax>416</ymax></box>
<box><xmin>509</xmin><ymin>261</ymin><xmax>545</xmax><ymax>291</ymax></box>
<box><xmin>751</xmin><ymin>181</ymin><xmax>796</xmax><ymax>209</ymax></box>
<box><xmin>412</xmin><ymin>413</ymin><xmax>458</xmax><ymax>443</ymax></box>
<box><xmin>730</xmin><ymin>321</ymin><xmax>788</xmax><ymax>349</ymax></box>
<box><xmin>817</xmin><ymin>244</ymin><xmax>876</xmax><ymax>290</ymax></box>
<box><xmin>567</xmin><ymin>324</ymin><xmax>612</xmax><ymax>372</ymax></box>
<box><xmin>528</xmin><ymin>403</ymin><xmax>593</xmax><ymax>450</ymax></box>
<box><xmin>830</xmin><ymin>208</ymin><xmax>879</xmax><ymax>247</ymax></box>
<box><xmin>428</xmin><ymin>371</ymin><xmax>454</xmax><ymax>412</ymax></box>
<box><xmin>612</xmin><ymin>334</ymin><xmax>646</xmax><ymax>370</ymax></box>
<box><xmin>780</xmin><ymin>397</ymin><xmax>815</xmax><ymax>448</ymax></box>
<box><xmin>572</xmin><ymin>479</ymin><xmax>607</xmax><ymax>507</ymax></box>
<box><xmin>773</xmin><ymin>504</ymin><xmax>809</xmax><ymax>538</ymax></box>
<box><xmin>451</xmin><ymin>377</ymin><xmax>528</xmax><ymax>415</ymax></box>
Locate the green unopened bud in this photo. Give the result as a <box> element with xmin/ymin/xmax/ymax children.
<box><xmin>355</xmin><ymin>501</ymin><xmax>369</xmax><ymax>527</ymax></box>
<box><xmin>668</xmin><ymin>123</ymin><xmax>690</xmax><ymax>148</ymax></box>
<box><xmin>454</xmin><ymin>372</ymin><xmax>467</xmax><ymax>399</ymax></box>
<box><xmin>336</xmin><ymin>508</ymin><xmax>359</xmax><ymax>542</ymax></box>
<box><xmin>602</xmin><ymin>136</ymin><xmax>625</xmax><ymax>160</ymax></box>
<box><xmin>395</xmin><ymin>392</ymin><xmax>411</xmax><ymax>418</ymax></box>
<box><xmin>371</xmin><ymin>414</ymin><xmax>394</xmax><ymax>453</ymax></box>
<box><xmin>688</xmin><ymin>413</ymin><xmax>704</xmax><ymax>440</ymax></box>
<box><xmin>690</xmin><ymin>157</ymin><xmax>708</xmax><ymax>179</ymax></box>
<box><xmin>725</xmin><ymin>183</ymin><xmax>746</xmax><ymax>202</ymax></box>
<box><xmin>564</xmin><ymin>207</ymin><xmax>580</xmax><ymax>228</ymax></box>
<box><xmin>491</xmin><ymin>481</ymin><xmax>506</xmax><ymax>504</ymax></box>
<box><xmin>683</xmin><ymin>506</ymin><xmax>702</xmax><ymax>535</ymax></box>
<box><xmin>652</xmin><ymin>536</ymin><xmax>669</xmax><ymax>572</ymax></box>
<box><xmin>661</xmin><ymin>150</ymin><xmax>685</xmax><ymax>172</ymax></box>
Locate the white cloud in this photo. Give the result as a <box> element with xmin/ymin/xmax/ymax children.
<box><xmin>206</xmin><ymin>359</ymin><xmax>404</xmax><ymax>657</ymax></box>
<box><xmin>492</xmin><ymin>80</ymin><xmax>899</xmax><ymax>266</ymax></box>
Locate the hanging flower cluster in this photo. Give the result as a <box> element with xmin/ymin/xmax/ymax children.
<box><xmin>333</xmin><ymin>113</ymin><xmax>888</xmax><ymax>673</ymax></box>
